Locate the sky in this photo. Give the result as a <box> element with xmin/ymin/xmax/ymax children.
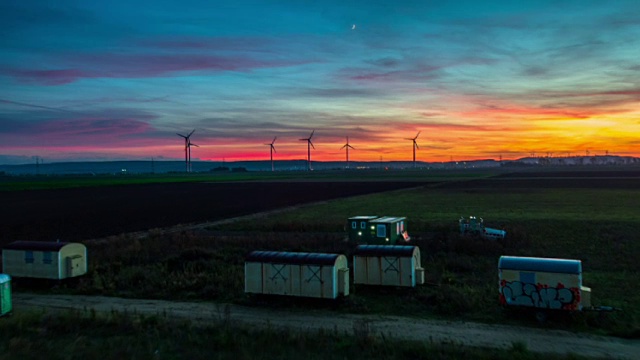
<box><xmin>0</xmin><ymin>0</ymin><xmax>638</xmax><ymax>165</ymax></box>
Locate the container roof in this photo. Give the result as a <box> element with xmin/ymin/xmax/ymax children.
<box><xmin>348</xmin><ymin>216</ymin><xmax>379</xmax><ymax>220</ymax></box>
<box><xmin>3</xmin><ymin>240</ymin><xmax>73</xmax><ymax>252</ymax></box>
<box><xmin>246</xmin><ymin>251</ymin><xmax>343</xmax><ymax>266</ymax></box>
<box><xmin>0</xmin><ymin>274</ymin><xmax>10</xmax><ymax>283</ymax></box>
<box><xmin>354</xmin><ymin>245</ymin><xmax>417</xmax><ymax>257</ymax></box>
<box><xmin>499</xmin><ymin>256</ymin><xmax>582</xmax><ymax>274</ymax></box>
<box><xmin>371</xmin><ymin>216</ymin><xmax>405</xmax><ymax>223</ymax></box>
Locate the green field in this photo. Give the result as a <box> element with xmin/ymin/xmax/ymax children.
<box><xmin>207</xmin><ymin>185</ymin><xmax>639</xmax><ymax>334</ymax></box>
<box><xmin>44</xmin><ymin>176</ymin><xmax>638</xmax><ymax>340</ymax></box>
<box><xmin>0</xmin><ymin>173</ymin><xmax>284</xmax><ymax>191</ymax></box>
<box><xmin>0</xmin><ymin>168</ymin><xmax>497</xmax><ymax>191</ymax></box>
<box><xmin>6</xmin><ymin>171</ymin><xmax>639</xmax><ymax>359</ymax></box>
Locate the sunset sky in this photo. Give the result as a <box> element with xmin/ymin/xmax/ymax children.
<box><xmin>1</xmin><ymin>0</ymin><xmax>638</xmax><ymax>164</ymax></box>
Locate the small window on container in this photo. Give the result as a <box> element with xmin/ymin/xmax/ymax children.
<box><xmin>377</xmin><ymin>224</ymin><xmax>386</xmax><ymax>238</ymax></box>
<box><xmin>351</xmin><ymin>221</ymin><xmax>357</xmax><ymax>229</ymax></box>
<box><xmin>43</xmin><ymin>251</ymin><xmax>52</xmax><ymax>264</ymax></box>
<box><xmin>400</xmin><ymin>221</ymin><xmax>404</xmax><ymax>232</ymax></box>
<box><xmin>361</xmin><ymin>221</ymin><xmax>366</xmax><ymax>229</ymax></box>
<box><xmin>396</xmin><ymin>223</ymin><xmax>400</xmax><ymax>234</ymax></box>
<box><xmin>25</xmin><ymin>251</ymin><xmax>34</xmax><ymax>264</ymax></box>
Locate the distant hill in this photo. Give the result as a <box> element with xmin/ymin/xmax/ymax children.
<box><xmin>0</xmin><ymin>156</ymin><xmax>638</xmax><ymax>175</ymax></box>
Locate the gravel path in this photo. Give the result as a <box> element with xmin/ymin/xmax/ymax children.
<box><xmin>13</xmin><ymin>293</ymin><xmax>639</xmax><ymax>359</ymax></box>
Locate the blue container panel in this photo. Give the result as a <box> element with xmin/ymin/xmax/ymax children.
<box><xmin>499</xmin><ymin>256</ymin><xmax>581</xmax><ymax>274</ymax></box>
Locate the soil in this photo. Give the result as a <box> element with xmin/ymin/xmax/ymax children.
<box><xmin>0</xmin><ymin>181</ymin><xmax>425</xmax><ymax>243</ymax></box>
<box><xmin>13</xmin><ymin>292</ymin><xmax>640</xmax><ymax>359</ymax></box>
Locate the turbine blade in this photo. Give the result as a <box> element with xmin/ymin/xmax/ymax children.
<box><xmin>188</xmin><ymin>129</ymin><xmax>196</xmax><ymax>137</ymax></box>
<box><xmin>414</xmin><ymin>131</ymin><xmax>421</xmax><ymax>139</ymax></box>
<box><xmin>310</xmin><ymin>141</ymin><xmax>315</xmax><ymax>150</ymax></box>
<box><xmin>177</xmin><ymin>133</ymin><xmax>187</xmax><ymax>138</ymax></box>
<box><xmin>273</xmin><ymin>146</ymin><xmax>277</xmax><ymax>153</ymax></box>
<box><xmin>272</xmin><ymin>136</ymin><xmax>277</xmax><ymax>144</ymax></box>
<box><xmin>309</xmin><ymin>130</ymin><xmax>315</xmax><ymax>139</ymax></box>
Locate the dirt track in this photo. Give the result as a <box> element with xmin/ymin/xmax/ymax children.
<box><xmin>13</xmin><ymin>293</ymin><xmax>639</xmax><ymax>359</ymax></box>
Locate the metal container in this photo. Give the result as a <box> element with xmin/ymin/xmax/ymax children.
<box><xmin>2</xmin><ymin>241</ymin><xmax>88</xmax><ymax>280</ymax></box>
<box><xmin>0</xmin><ymin>274</ymin><xmax>11</xmax><ymax>316</ymax></box>
<box><xmin>245</xmin><ymin>251</ymin><xmax>349</xmax><ymax>299</ymax></box>
<box><xmin>348</xmin><ymin>216</ymin><xmax>410</xmax><ymax>244</ymax></box>
<box><xmin>498</xmin><ymin>256</ymin><xmax>591</xmax><ymax>311</ymax></box>
<box><xmin>353</xmin><ymin>245</ymin><xmax>424</xmax><ymax>287</ymax></box>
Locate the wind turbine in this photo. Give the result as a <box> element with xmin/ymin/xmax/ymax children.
<box><xmin>340</xmin><ymin>136</ymin><xmax>355</xmax><ymax>168</ymax></box>
<box><xmin>177</xmin><ymin>129</ymin><xmax>195</xmax><ymax>173</ymax></box>
<box><xmin>187</xmin><ymin>139</ymin><xmax>199</xmax><ymax>173</ymax></box>
<box><xmin>405</xmin><ymin>131</ymin><xmax>421</xmax><ymax>168</ymax></box>
<box><xmin>265</xmin><ymin>137</ymin><xmax>277</xmax><ymax>172</ymax></box>
<box><xmin>299</xmin><ymin>130</ymin><xmax>315</xmax><ymax>171</ymax></box>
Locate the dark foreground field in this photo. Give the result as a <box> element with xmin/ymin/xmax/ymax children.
<box><xmin>0</xmin><ymin>181</ymin><xmax>425</xmax><ymax>243</ymax></box>
<box><xmin>2</xmin><ymin>168</ymin><xmax>640</xmax><ymax>357</ymax></box>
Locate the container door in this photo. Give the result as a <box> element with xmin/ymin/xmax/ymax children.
<box><xmin>66</xmin><ymin>256</ymin><xmax>83</xmax><ymax>278</ymax></box>
<box><xmin>381</xmin><ymin>256</ymin><xmax>401</xmax><ymax>286</ymax></box>
<box><xmin>338</xmin><ymin>268</ymin><xmax>349</xmax><ymax>296</ymax></box>
<box><xmin>302</xmin><ymin>265</ymin><xmax>323</xmax><ymax>298</ymax></box>
<box><xmin>266</xmin><ymin>264</ymin><xmax>289</xmax><ymax>295</ymax></box>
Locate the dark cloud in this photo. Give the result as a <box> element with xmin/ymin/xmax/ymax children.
<box><xmin>2</xmin><ymin>53</ymin><xmax>308</xmax><ymax>85</ymax></box>
<box><xmin>138</xmin><ymin>36</ymin><xmax>280</xmax><ymax>52</ymax></box>
<box><xmin>0</xmin><ymin>98</ymin><xmax>76</xmax><ymax>113</ymax></box>
<box><xmin>366</xmin><ymin>57</ymin><xmax>401</xmax><ymax>68</ymax></box>
<box><xmin>0</xmin><ymin>106</ymin><xmax>160</xmax><ymax>146</ymax></box>
<box><xmin>3</xmin><ymin>69</ymin><xmax>86</xmax><ymax>85</ymax></box>
<box><xmin>294</xmin><ymin>87</ymin><xmax>380</xmax><ymax>98</ymax></box>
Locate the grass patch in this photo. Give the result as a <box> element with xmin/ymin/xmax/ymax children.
<box><xmin>0</xmin><ymin>309</ymin><xmax>593</xmax><ymax>360</ymax></box>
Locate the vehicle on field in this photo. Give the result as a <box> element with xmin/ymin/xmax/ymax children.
<box><xmin>459</xmin><ymin>216</ymin><xmax>506</xmax><ymax>240</ymax></box>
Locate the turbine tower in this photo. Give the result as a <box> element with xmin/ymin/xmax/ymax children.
<box><xmin>265</xmin><ymin>136</ymin><xmax>277</xmax><ymax>172</ymax></box>
<box><xmin>340</xmin><ymin>136</ymin><xmax>355</xmax><ymax>169</ymax></box>
<box><xmin>177</xmin><ymin>129</ymin><xmax>195</xmax><ymax>173</ymax></box>
<box><xmin>299</xmin><ymin>130</ymin><xmax>315</xmax><ymax>171</ymax></box>
<box><xmin>187</xmin><ymin>139</ymin><xmax>199</xmax><ymax>173</ymax></box>
<box><xmin>405</xmin><ymin>131</ymin><xmax>421</xmax><ymax>168</ymax></box>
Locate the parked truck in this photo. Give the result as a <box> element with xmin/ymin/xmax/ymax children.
<box><xmin>459</xmin><ymin>216</ymin><xmax>506</xmax><ymax>240</ymax></box>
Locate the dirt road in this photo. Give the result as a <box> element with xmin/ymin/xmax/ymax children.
<box><xmin>13</xmin><ymin>293</ymin><xmax>639</xmax><ymax>359</ymax></box>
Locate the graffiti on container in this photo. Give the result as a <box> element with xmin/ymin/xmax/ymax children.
<box><xmin>499</xmin><ymin>280</ymin><xmax>580</xmax><ymax>310</ymax></box>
